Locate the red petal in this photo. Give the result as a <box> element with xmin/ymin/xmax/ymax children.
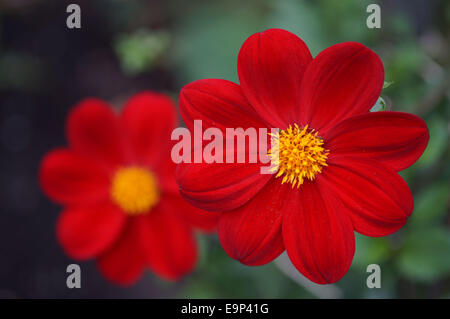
<box><xmin>39</xmin><ymin>149</ymin><xmax>110</xmax><ymax>205</ymax></box>
<box><xmin>164</xmin><ymin>193</ymin><xmax>219</xmax><ymax>232</ymax></box>
<box><xmin>218</xmin><ymin>178</ymin><xmax>286</xmax><ymax>266</ymax></box>
<box><xmin>238</xmin><ymin>29</ymin><xmax>312</xmax><ymax>128</ymax></box>
<box><xmin>325</xmin><ymin>111</ymin><xmax>429</xmax><ymax>171</ymax></box>
<box><xmin>283</xmin><ymin>181</ymin><xmax>355</xmax><ymax>284</ymax></box>
<box><xmin>136</xmin><ymin>202</ymin><xmax>197</xmax><ymax>281</ymax></box>
<box><xmin>57</xmin><ymin>202</ymin><xmax>126</xmax><ymax>259</ymax></box>
<box><xmin>179</xmin><ymin>79</ymin><xmax>269</xmax><ymax>163</ymax></box>
<box><xmin>177</xmin><ymin>79</ymin><xmax>273</xmax><ymax>212</ymax></box>
<box><xmin>180</xmin><ymin>79</ymin><xmax>266</xmax><ymax>131</ymax></box>
<box><xmin>97</xmin><ymin>219</ymin><xmax>145</xmax><ymax>286</ymax></box>
<box><xmin>176</xmin><ymin>162</ymin><xmax>271</xmax><ymax>212</ymax></box>
<box><xmin>67</xmin><ymin>98</ymin><xmax>124</xmax><ymax>168</ymax></box>
<box><xmin>121</xmin><ymin>92</ymin><xmax>177</xmax><ymax>167</ymax></box>
<box><xmin>299</xmin><ymin>42</ymin><xmax>384</xmax><ymax>135</ymax></box>
<box><xmin>321</xmin><ymin>156</ymin><xmax>413</xmax><ymax>237</ymax></box>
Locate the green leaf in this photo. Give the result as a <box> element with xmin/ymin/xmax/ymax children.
<box><xmin>114</xmin><ymin>29</ymin><xmax>171</xmax><ymax>76</ymax></box>
<box><xmin>396</xmin><ymin>228</ymin><xmax>450</xmax><ymax>282</ymax></box>
<box><xmin>409</xmin><ymin>182</ymin><xmax>450</xmax><ymax>227</ymax></box>
<box><xmin>383</xmin><ymin>81</ymin><xmax>394</xmax><ymax>89</ymax></box>
<box><xmin>353</xmin><ymin>233</ymin><xmax>391</xmax><ymax>267</ymax></box>
<box><xmin>170</xmin><ymin>3</ymin><xmax>265</xmax><ymax>84</ymax></box>
<box><xmin>370</xmin><ymin>96</ymin><xmax>386</xmax><ymax>112</ymax></box>
<box><xmin>414</xmin><ymin>116</ymin><xmax>447</xmax><ymax>167</ymax></box>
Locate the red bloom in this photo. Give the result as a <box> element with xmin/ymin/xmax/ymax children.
<box><xmin>176</xmin><ymin>29</ymin><xmax>429</xmax><ymax>284</ymax></box>
<box><xmin>40</xmin><ymin>92</ymin><xmax>217</xmax><ymax>285</ymax></box>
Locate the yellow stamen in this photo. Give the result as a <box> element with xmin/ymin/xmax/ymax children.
<box><xmin>268</xmin><ymin>124</ymin><xmax>328</xmax><ymax>188</ymax></box>
<box><xmin>111</xmin><ymin>167</ymin><xmax>159</xmax><ymax>215</ymax></box>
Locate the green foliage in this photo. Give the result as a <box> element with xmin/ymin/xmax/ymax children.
<box><xmin>415</xmin><ymin>115</ymin><xmax>448</xmax><ymax>167</ymax></box>
<box><xmin>178</xmin><ymin>238</ymin><xmax>313</xmax><ymax>299</ymax></box>
<box><xmin>353</xmin><ymin>234</ymin><xmax>391</xmax><ymax>267</ymax></box>
<box><xmin>383</xmin><ymin>81</ymin><xmax>394</xmax><ymax>89</ymax></box>
<box><xmin>114</xmin><ymin>29</ymin><xmax>171</xmax><ymax>76</ymax></box>
<box><xmin>397</xmin><ymin>228</ymin><xmax>450</xmax><ymax>283</ymax></box>
<box><xmin>169</xmin><ymin>1</ymin><xmax>266</xmax><ymax>84</ymax></box>
<box><xmin>409</xmin><ymin>182</ymin><xmax>449</xmax><ymax>227</ymax></box>
<box><xmin>371</xmin><ymin>96</ymin><xmax>387</xmax><ymax>112</ymax></box>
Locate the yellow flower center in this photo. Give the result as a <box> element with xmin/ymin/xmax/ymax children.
<box><xmin>111</xmin><ymin>167</ymin><xmax>159</xmax><ymax>215</ymax></box>
<box><xmin>268</xmin><ymin>124</ymin><xmax>328</xmax><ymax>188</ymax></box>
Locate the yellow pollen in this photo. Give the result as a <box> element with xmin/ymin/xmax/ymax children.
<box><xmin>111</xmin><ymin>167</ymin><xmax>159</xmax><ymax>215</ymax></box>
<box><xmin>268</xmin><ymin>124</ymin><xmax>328</xmax><ymax>188</ymax></box>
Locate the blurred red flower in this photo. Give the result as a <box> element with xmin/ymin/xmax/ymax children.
<box><xmin>176</xmin><ymin>29</ymin><xmax>429</xmax><ymax>284</ymax></box>
<box><xmin>40</xmin><ymin>92</ymin><xmax>218</xmax><ymax>285</ymax></box>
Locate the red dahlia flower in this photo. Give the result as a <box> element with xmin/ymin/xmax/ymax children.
<box><xmin>40</xmin><ymin>92</ymin><xmax>217</xmax><ymax>285</ymax></box>
<box><xmin>176</xmin><ymin>29</ymin><xmax>429</xmax><ymax>284</ymax></box>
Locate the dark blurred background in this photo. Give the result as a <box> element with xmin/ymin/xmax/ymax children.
<box><xmin>0</xmin><ymin>0</ymin><xmax>448</xmax><ymax>298</ymax></box>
